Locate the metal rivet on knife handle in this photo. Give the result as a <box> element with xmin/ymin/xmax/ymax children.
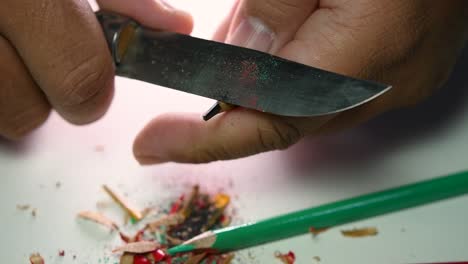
<box><xmin>112</xmin><ymin>21</ymin><xmax>138</xmax><ymax>65</ymax></box>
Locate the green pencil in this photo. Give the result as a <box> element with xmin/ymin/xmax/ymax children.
<box><xmin>167</xmin><ymin>170</ymin><xmax>468</xmax><ymax>255</ymax></box>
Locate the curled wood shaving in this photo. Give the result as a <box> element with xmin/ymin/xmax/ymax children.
<box><xmin>29</xmin><ymin>253</ymin><xmax>44</xmax><ymax>264</ymax></box>
<box><xmin>341</xmin><ymin>227</ymin><xmax>378</xmax><ymax>237</ymax></box>
<box><xmin>102</xmin><ymin>185</ymin><xmax>142</xmax><ymax>221</ymax></box>
<box><xmin>113</xmin><ymin>241</ymin><xmax>159</xmax><ymax>254</ymax></box>
<box><xmin>119</xmin><ymin>253</ymin><xmax>134</xmax><ymax>264</ymax></box>
<box><xmin>185</xmin><ymin>253</ymin><xmax>207</xmax><ymax>264</ymax></box>
<box><xmin>17</xmin><ymin>204</ymin><xmax>31</xmax><ymax>211</ymax></box>
<box><xmin>77</xmin><ymin>211</ymin><xmax>118</xmax><ymax>231</ymax></box>
<box><xmin>146</xmin><ymin>213</ymin><xmax>184</xmax><ymax>232</ymax></box>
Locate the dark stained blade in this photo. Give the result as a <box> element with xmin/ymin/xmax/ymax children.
<box><xmin>97</xmin><ymin>11</ymin><xmax>391</xmax><ymax>117</ymax></box>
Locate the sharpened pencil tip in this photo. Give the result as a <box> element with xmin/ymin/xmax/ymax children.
<box><xmin>203</xmin><ymin>103</ymin><xmax>222</xmax><ymax>121</ymax></box>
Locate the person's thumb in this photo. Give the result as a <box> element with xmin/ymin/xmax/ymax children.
<box><xmin>225</xmin><ymin>0</ymin><xmax>318</xmax><ymax>53</ymax></box>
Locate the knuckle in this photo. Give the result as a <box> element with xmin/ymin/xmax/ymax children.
<box><xmin>57</xmin><ymin>54</ymin><xmax>113</xmax><ymax>108</ymax></box>
<box><xmin>256</xmin><ymin>119</ymin><xmax>302</xmax><ymax>151</ymax></box>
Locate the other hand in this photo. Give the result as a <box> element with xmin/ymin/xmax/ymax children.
<box><xmin>133</xmin><ymin>0</ymin><xmax>468</xmax><ymax>164</ymax></box>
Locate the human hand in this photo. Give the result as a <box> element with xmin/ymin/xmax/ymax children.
<box><xmin>0</xmin><ymin>0</ymin><xmax>192</xmax><ymax>140</ymax></box>
<box><xmin>133</xmin><ymin>0</ymin><xmax>468</xmax><ymax>164</ymax></box>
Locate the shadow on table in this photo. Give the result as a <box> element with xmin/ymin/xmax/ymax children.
<box><xmin>0</xmin><ymin>136</ymin><xmax>32</xmax><ymax>154</ymax></box>
<box><xmin>284</xmin><ymin>46</ymin><xmax>468</xmax><ymax>176</ymax></box>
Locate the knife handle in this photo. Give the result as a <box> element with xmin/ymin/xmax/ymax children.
<box><xmin>96</xmin><ymin>11</ymin><xmax>237</xmax><ymax>121</ymax></box>
<box><xmin>95</xmin><ymin>11</ymin><xmax>139</xmax><ymax>66</ymax></box>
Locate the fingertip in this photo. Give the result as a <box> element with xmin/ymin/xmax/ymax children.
<box><xmin>133</xmin><ymin>113</ymin><xmax>202</xmax><ymax>164</ymax></box>
<box><xmin>133</xmin><ymin>109</ymin><xmax>304</xmax><ymax>165</ymax></box>
<box><xmin>135</xmin><ymin>155</ymin><xmax>166</xmax><ymax>166</ymax></box>
<box><xmin>173</xmin><ymin>10</ymin><xmax>194</xmax><ymax>35</ymax></box>
<box><xmin>57</xmin><ymin>64</ymin><xmax>115</xmax><ymax>125</ymax></box>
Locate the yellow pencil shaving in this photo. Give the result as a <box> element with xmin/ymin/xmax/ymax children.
<box><xmin>341</xmin><ymin>227</ymin><xmax>378</xmax><ymax>237</ymax></box>
<box><xmin>214</xmin><ymin>193</ymin><xmax>230</xmax><ymax>209</ymax></box>
<box><xmin>102</xmin><ymin>185</ymin><xmax>143</xmax><ymax>221</ymax></box>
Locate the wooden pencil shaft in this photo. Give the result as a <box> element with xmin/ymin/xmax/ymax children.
<box><xmin>210</xmin><ymin>171</ymin><xmax>468</xmax><ymax>252</ymax></box>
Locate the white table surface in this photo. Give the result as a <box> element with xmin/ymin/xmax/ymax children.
<box><xmin>2</xmin><ymin>1</ymin><xmax>468</xmax><ymax>263</ymax></box>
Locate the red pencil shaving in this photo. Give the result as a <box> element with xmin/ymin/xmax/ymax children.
<box><xmin>275</xmin><ymin>251</ymin><xmax>296</xmax><ymax>264</ymax></box>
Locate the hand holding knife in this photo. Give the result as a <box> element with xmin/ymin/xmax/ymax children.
<box><xmin>4</xmin><ymin>0</ymin><xmax>461</xmax><ymax>164</ymax></box>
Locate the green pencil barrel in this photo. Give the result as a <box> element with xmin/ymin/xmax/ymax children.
<box><xmin>213</xmin><ymin>170</ymin><xmax>468</xmax><ymax>252</ymax></box>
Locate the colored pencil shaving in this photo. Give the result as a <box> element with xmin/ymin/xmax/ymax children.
<box><xmin>341</xmin><ymin>227</ymin><xmax>378</xmax><ymax>237</ymax></box>
<box><xmin>113</xmin><ymin>241</ymin><xmax>160</xmax><ymax>253</ymax></box>
<box><xmin>102</xmin><ymin>185</ymin><xmax>143</xmax><ymax>221</ymax></box>
<box><xmin>77</xmin><ymin>211</ymin><xmax>119</xmax><ymax>231</ymax></box>
<box><xmin>146</xmin><ymin>214</ymin><xmax>184</xmax><ymax>232</ymax></box>
<box><xmin>184</xmin><ymin>253</ymin><xmax>207</xmax><ymax>264</ymax></box>
<box><xmin>167</xmin><ymin>186</ymin><xmax>231</xmax><ymax>241</ymax></box>
<box><xmin>17</xmin><ymin>204</ymin><xmax>31</xmax><ymax>210</ymax></box>
<box><xmin>309</xmin><ymin>227</ymin><xmax>329</xmax><ymax>236</ymax></box>
<box><xmin>275</xmin><ymin>251</ymin><xmax>296</xmax><ymax>264</ymax></box>
<box><xmin>79</xmin><ymin>185</ymin><xmax>234</xmax><ymax>263</ymax></box>
<box><xmin>120</xmin><ymin>253</ymin><xmax>134</xmax><ymax>264</ymax></box>
<box><xmin>29</xmin><ymin>253</ymin><xmax>44</xmax><ymax>264</ymax></box>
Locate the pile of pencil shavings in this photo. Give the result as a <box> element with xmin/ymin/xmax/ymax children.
<box><xmin>78</xmin><ymin>185</ymin><xmax>234</xmax><ymax>264</ymax></box>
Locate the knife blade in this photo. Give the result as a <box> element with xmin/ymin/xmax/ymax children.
<box><xmin>96</xmin><ymin>11</ymin><xmax>391</xmax><ymax>118</ymax></box>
